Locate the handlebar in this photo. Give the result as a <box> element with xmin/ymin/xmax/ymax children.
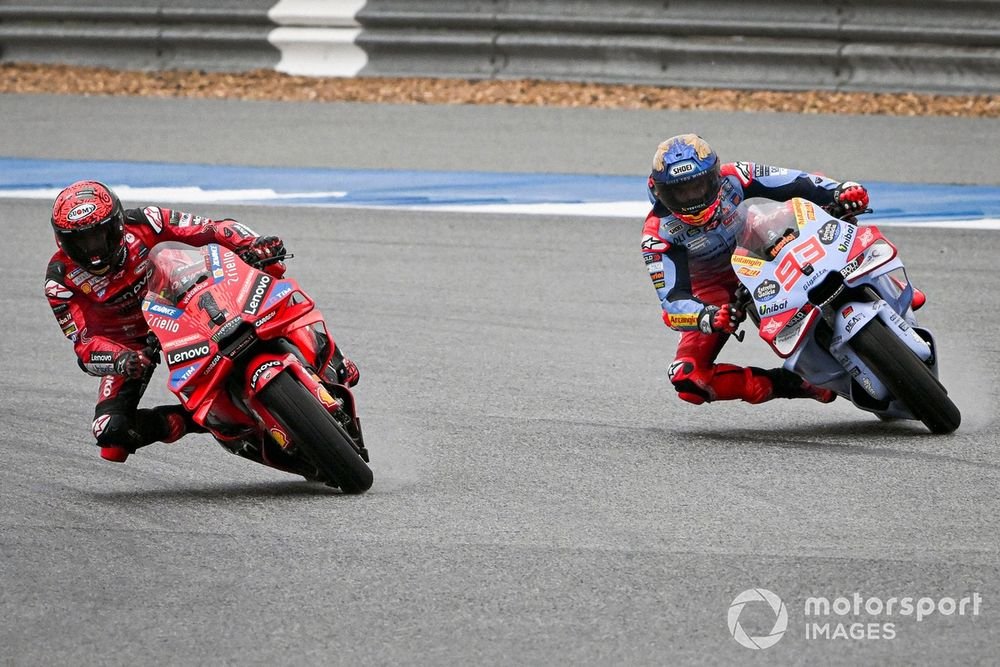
<box><xmin>246</xmin><ymin>252</ymin><xmax>293</xmax><ymax>269</ymax></box>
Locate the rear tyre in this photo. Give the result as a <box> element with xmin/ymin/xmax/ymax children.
<box><xmin>259</xmin><ymin>371</ymin><xmax>373</xmax><ymax>493</ymax></box>
<box><xmin>849</xmin><ymin>319</ymin><xmax>960</xmax><ymax>434</ymax></box>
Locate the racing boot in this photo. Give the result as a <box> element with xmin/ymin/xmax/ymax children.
<box><xmin>322</xmin><ymin>354</ymin><xmax>360</xmax><ymax>388</ymax></box>
<box><xmin>766</xmin><ymin>368</ymin><xmax>836</xmax><ymax>403</ymax></box>
<box><xmin>96</xmin><ymin>407</ymin><xmax>204</xmax><ymax>462</ymax></box>
<box><xmin>339</xmin><ymin>358</ymin><xmax>360</xmax><ymax>387</ymax></box>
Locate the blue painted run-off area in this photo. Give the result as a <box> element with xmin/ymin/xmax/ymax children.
<box><xmin>2</xmin><ymin>157</ymin><xmax>1000</xmax><ymax>221</ymax></box>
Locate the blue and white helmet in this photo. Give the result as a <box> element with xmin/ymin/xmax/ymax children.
<box><xmin>649</xmin><ymin>134</ymin><xmax>722</xmax><ymax>226</ymax></box>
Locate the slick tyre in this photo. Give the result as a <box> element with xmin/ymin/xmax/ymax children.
<box><xmin>850</xmin><ymin>319</ymin><xmax>961</xmax><ymax>434</ymax></box>
<box><xmin>260</xmin><ymin>371</ymin><xmax>373</xmax><ymax>493</ymax></box>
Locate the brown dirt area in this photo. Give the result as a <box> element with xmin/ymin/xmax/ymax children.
<box><xmin>2</xmin><ymin>63</ymin><xmax>998</xmax><ymax>118</ymax></box>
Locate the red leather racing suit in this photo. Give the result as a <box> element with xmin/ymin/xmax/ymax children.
<box><xmin>642</xmin><ymin>162</ymin><xmax>840</xmax><ymax>404</ymax></box>
<box><xmin>45</xmin><ymin>206</ymin><xmax>276</xmax><ymax>453</ymax></box>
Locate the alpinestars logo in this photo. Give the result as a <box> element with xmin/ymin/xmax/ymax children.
<box><xmin>728</xmin><ymin>588</ymin><xmax>788</xmax><ymax>650</ymax></box>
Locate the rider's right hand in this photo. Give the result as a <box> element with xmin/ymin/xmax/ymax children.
<box><xmin>828</xmin><ymin>181</ymin><xmax>869</xmax><ymax>220</ymax></box>
<box><xmin>698</xmin><ymin>304</ymin><xmax>744</xmax><ymax>335</ymax></box>
<box><xmin>238</xmin><ymin>236</ymin><xmax>286</xmax><ymax>267</ymax></box>
<box><xmin>114</xmin><ymin>349</ymin><xmax>155</xmax><ymax>380</ymax></box>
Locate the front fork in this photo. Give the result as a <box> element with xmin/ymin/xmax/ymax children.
<box><xmin>244</xmin><ymin>352</ymin><xmax>369</xmax><ymax>462</ymax></box>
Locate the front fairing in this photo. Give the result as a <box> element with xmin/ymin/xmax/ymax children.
<box><xmin>141</xmin><ymin>242</ymin><xmax>315</xmax><ymax>413</ymax></box>
<box><xmin>732</xmin><ymin>198</ymin><xmax>837</xmax><ymax>355</ymax></box>
<box><xmin>732</xmin><ymin>198</ymin><xmax>933</xmax><ymax>419</ymax></box>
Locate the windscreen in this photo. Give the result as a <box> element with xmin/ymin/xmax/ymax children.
<box><xmin>735</xmin><ymin>198</ymin><xmax>802</xmax><ymax>261</ymax></box>
<box><xmin>144</xmin><ymin>241</ymin><xmax>213</xmax><ymax>307</ymax></box>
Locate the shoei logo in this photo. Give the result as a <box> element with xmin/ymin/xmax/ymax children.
<box><xmin>669</xmin><ymin>161</ymin><xmax>696</xmax><ymax>177</ymax></box>
<box><xmin>728</xmin><ymin>588</ymin><xmax>788</xmax><ymax>650</ymax></box>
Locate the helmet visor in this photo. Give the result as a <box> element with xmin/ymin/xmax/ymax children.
<box><xmin>58</xmin><ymin>215</ymin><xmax>123</xmax><ymax>270</ymax></box>
<box><xmin>653</xmin><ymin>166</ymin><xmax>722</xmax><ymax>215</ymax></box>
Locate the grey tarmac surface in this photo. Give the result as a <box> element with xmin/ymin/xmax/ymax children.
<box><xmin>2</xmin><ymin>94</ymin><xmax>999</xmax><ymax>665</ymax></box>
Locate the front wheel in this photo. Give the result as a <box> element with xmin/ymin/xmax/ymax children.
<box><xmin>259</xmin><ymin>371</ymin><xmax>374</xmax><ymax>493</ymax></box>
<box><xmin>849</xmin><ymin>319</ymin><xmax>960</xmax><ymax>434</ymax></box>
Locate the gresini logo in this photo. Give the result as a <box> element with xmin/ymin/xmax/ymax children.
<box><xmin>728</xmin><ymin>589</ymin><xmax>788</xmax><ymax>650</ymax></box>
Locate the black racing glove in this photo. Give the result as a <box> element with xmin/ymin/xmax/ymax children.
<box><xmin>114</xmin><ymin>349</ymin><xmax>155</xmax><ymax>380</ymax></box>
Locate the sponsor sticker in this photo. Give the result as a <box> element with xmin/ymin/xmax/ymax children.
<box><xmin>668</xmin><ymin>313</ymin><xmax>699</xmax><ymax>328</ymax></box>
<box><xmin>817</xmin><ymin>220</ymin><xmax>840</xmax><ymax>245</ymax></box>
<box><xmin>165</xmin><ymin>341</ymin><xmax>211</xmax><ymax>366</ymax></box>
<box><xmin>732</xmin><ymin>255</ymin><xmax>765</xmax><ymax>268</ymax></box>
<box><xmin>241</xmin><ymin>274</ymin><xmax>272</xmax><ymax>316</ymax></box>
<box><xmin>754</xmin><ymin>279</ymin><xmax>780</xmax><ymax>302</ymax></box>
<box><xmin>250</xmin><ymin>360</ymin><xmax>282</xmax><ymax>391</ymax></box>
<box><xmin>45</xmin><ymin>279</ymin><xmax>73</xmax><ymax>300</ymax></box>
<box><xmin>67</xmin><ymin>203</ymin><xmax>97</xmax><ymax>221</ymax></box>
<box><xmin>143</xmin><ymin>206</ymin><xmax>163</xmax><ymax>233</ymax></box>
<box><xmin>759</xmin><ymin>299</ymin><xmax>789</xmax><ymax>316</ymax></box>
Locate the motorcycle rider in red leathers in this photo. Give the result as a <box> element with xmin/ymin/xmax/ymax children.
<box><xmin>643</xmin><ymin>134</ymin><xmax>886</xmax><ymax>406</ymax></box>
<box><xmin>45</xmin><ymin>180</ymin><xmax>360</xmax><ymax>463</ymax></box>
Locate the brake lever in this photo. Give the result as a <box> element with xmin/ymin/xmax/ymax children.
<box><xmin>254</xmin><ymin>253</ymin><xmax>293</xmax><ymax>268</ymax></box>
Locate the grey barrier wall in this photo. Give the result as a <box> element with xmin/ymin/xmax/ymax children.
<box><xmin>355</xmin><ymin>0</ymin><xmax>1000</xmax><ymax>94</ymax></box>
<box><xmin>0</xmin><ymin>2</ymin><xmax>280</xmax><ymax>72</ymax></box>
<box><xmin>2</xmin><ymin>1</ymin><xmax>999</xmax><ymax>94</ymax></box>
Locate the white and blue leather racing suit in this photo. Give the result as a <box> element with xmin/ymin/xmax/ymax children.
<box><xmin>642</xmin><ymin>161</ymin><xmax>842</xmax><ymax>404</ymax></box>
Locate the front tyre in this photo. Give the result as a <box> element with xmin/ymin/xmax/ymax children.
<box><xmin>259</xmin><ymin>371</ymin><xmax>373</xmax><ymax>493</ymax></box>
<box><xmin>849</xmin><ymin>319</ymin><xmax>961</xmax><ymax>434</ymax></box>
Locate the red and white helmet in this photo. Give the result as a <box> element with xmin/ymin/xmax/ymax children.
<box><xmin>51</xmin><ymin>180</ymin><xmax>126</xmax><ymax>275</ymax></box>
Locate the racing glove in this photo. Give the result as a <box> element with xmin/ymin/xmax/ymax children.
<box><xmin>114</xmin><ymin>349</ymin><xmax>155</xmax><ymax>380</ymax></box>
<box><xmin>828</xmin><ymin>181</ymin><xmax>869</xmax><ymax>219</ymax></box>
<box><xmin>238</xmin><ymin>236</ymin><xmax>286</xmax><ymax>276</ymax></box>
<box><xmin>698</xmin><ymin>304</ymin><xmax>745</xmax><ymax>335</ymax></box>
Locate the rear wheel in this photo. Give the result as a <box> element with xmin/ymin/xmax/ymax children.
<box><xmin>849</xmin><ymin>319</ymin><xmax>960</xmax><ymax>434</ymax></box>
<box><xmin>259</xmin><ymin>371</ymin><xmax>373</xmax><ymax>493</ymax></box>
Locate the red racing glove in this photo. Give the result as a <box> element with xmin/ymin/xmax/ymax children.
<box><xmin>698</xmin><ymin>304</ymin><xmax>745</xmax><ymax>335</ymax></box>
<box><xmin>238</xmin><ymin>236</ymin><xmax>286</xmax><ymax>276</ymax></box>
<box><xmin>829</xmin><ymin>181</ymin><xmax>869</xmax><ymax>219</ymax></box>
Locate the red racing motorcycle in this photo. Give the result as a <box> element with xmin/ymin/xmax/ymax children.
<box><xmin>141</xmin><ymin>241</ymin><xmax>373</xmax><ymax>493</ymax></box>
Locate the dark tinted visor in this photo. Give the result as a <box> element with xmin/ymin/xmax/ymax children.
<box><xmin>654</xmin><ymin>167</ymin><xmax>721</xmax><ymax>214</ymax></box>
<box><xmin>58</xmin><ymin>214</ymin><xmax>123</xmax><ymax>267</ymax></box>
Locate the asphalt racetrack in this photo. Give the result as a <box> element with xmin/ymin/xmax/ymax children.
<box><xmin>2</xmin><ymin>95</ymin><xmax>1000</xmax><ymax>665</ymax></box>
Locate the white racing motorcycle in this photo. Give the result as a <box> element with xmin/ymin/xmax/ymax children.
<box><xmin>730</xmin><ymin>197</ymin><xmax>960</xmax><ymax>434</ymax></box>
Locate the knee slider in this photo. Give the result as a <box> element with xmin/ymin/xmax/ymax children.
<box><xmin>92</xmin><ymin>413</ymin><xmax>133</xmax><ymax>447</ymax></box>
<box><xmin>668</xmin><ymin>358</ymin><xmax>713</xmax><ymax>403</ymax></box>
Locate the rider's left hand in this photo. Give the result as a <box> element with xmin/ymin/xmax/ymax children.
<box><xmin>699</xmin><ymin>304</ymin><xmax>745</xmax><ymax>335</ymax></box>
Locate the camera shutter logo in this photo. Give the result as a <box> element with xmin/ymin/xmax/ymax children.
<box><xmin>728</xmin><ymin>588</ymin><xmax>788</xmax><ymax>649</ymax></box>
